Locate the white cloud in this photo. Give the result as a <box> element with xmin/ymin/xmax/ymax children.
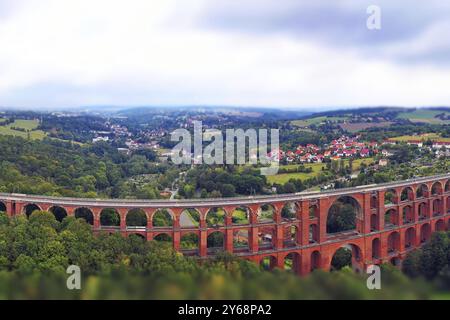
<box><xmin>0</xmin><ymin>0</ymin><xmax>450</xmax><ymax>108</ymax></box>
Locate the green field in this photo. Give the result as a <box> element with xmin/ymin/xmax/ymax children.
<box><xmin>0</xmin><ymin>119</ymin><xmax>47</xmax><ymax>140</ymax></box>
<box><xmin>396</xmin><ymin>109</ymin><xmax>450</xmax><ymax>124</ymax></box>
<box><xmin>389</xmin><ymin>133</ymin><xmax>450</xmax><ymax>143</ymax></box>
<box><xmin>267</xmin><ymin>158</ymin><xmax>374</xmax><ymax>184</ymax></box>
<box><xmin>291</xmin><ymin>116</ymin><xmax>349</xmax><ymax>127</ymax></box>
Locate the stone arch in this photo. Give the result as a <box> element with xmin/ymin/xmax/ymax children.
<box><xmin>400</xmin><ymin>187</ymin><xmax>414</xmax><ymax>202</ymax></box>
<box><xmin>74</xmin><ymin>207</ymin><xmax>94</xmax><ymax>225</ymax></box>
<box><xmin>387</xmin><ymin>231</ymin><xmax>400</xmax><ymax>254</ymax></box>
<box><xmin>231</xmin><ymin>207</ymin><xmax>250</xmax><ymax>225</ymax></box>
<box><xmin>384</xmin><ymin>189</ymin><xmax>398</xmax><ymax>205</ymax></box>
<box><xmin>402</xmin><ymin>205</ymin><xmax>414</xmax><ymax>224</ymax></box>
<box><xmin>281</xmin><ymin>202</ymin><xmax>299</xmax><ymax>220</ymax></box>
<box><xmin>180</xmin><ymin>208</ymin><xmax>200</xmax><ymax>228</ymax></box>
<box><xmin>153</xmin><ymin>232</ymin><xmax>173</xmax><ymax>245</ymax></box>
<box><xmin>284</xmin><ymin>252</ymin><xmax>301</xmax><ymax>274</ymax></box>
<box><xmin>257</xmin><ymin>204</ymin><xmax>275</xmax><ymax>223</ymax></box>
<box><xmin>420</xmin><ymin>223</ymin><xmax>431</xmax><ymax>243</ymax></box>
<box><xmin>416</xmin><ymin>184</ymin><xmax>428</xmax><ymax>198</ymax></box>
<box><xmin>233</xmin><ymin>229</ymin><xmax>249</xmax><ymax>251</ymax></box>
<box><xmin>23</xmin><ymin>203</ymin><xmax>41</xmax><ymax>217</ymax></box>
<box><xmin>49</xmin><ymin>206</ymin><xmax>68</xmax><ymax>222</ymax></box>
<box><xmin>435</xmin><ymin>219</ymin><xmax>446</xmax><ymax>232</ymax></box>
<box><xmin>372</xmin><ymin>238</ymin><xmax>381</xmax><ymax>259</ymax></box>
<box><xmin>432</xmin><ymin>199</ymin><xmax>443</xmax><ymax>216</ymax></box>
<box><xmin>100</xmin><ymin>208</ymin><xmax>120</xmax><ymax>227</ymax></box>
<box><xmin>284</xmin><ymin>225</ymin><xmax>299</xmax><ymax>247</ymax></box>
<box><xmin>260</xmin><ymin>255</ymin><xmax>277</xmax><ymax>271</ymax></box>
<box><xmin>330</xmin><ymin>243</ymin><xmax>363</xmax><ymax>272</ymax></box>
<box><xmin>0</xmin><ymin>201</ymin><xmax>7</xmax><ymax>213</ymax></box>
<box><xmin>431</xmin><ymin>182</ymin><xmax>443</xmax><ymax>196</ymax></box>
<box><xmin>370</xmin><ymin>213</ymin><xmax>379</xmax><ymax>231</ymax></box>
<box><xmin>207</xmin><ymin>231</ymin><xmax>224</xmax><ymax>253</ymax></box>
<box><xmin>326</xmin><ymin>196</ymin><xmax>362</xmax><ymax>234</ymax></box>
<box><xmin>418</xmin><ymin>202</ymin><xmax>428</xmax><ymax>220</ymax></box>
<box><xmin>126</xmin><ymin>208</ymin><xmax>147</xmax><ymax>227</ymax></box>
<box><xmin>128</xmin><ymin>233</ymin><xmax>146</xmax><ymax>241</ymax></box>
<box><xmin>309</xmin><ymin>203</ymin><xmax>319</xmax><ymax>219</ymax></box>
<box><xmin>309</xmin><ymin>224</ymin><xmax>319</xmax><ymax>243</ymax></box>
<box><xmin>152</xmin><ymin>209</ymin><xmax>174</xmax><ymax>227</ymax></box>
<box><xmin>384</xmin><ymin>208</ymin><xmax>399</xmax><ymax>229</ymax></box>
<box><xmin>258</xmin><ymin>226</ymin><xmax>275</xmax><ymax>250</ymax></box>
<box><xmin>370</xmin><ymin>195</ymin><xmax>378</xmax><ymax>209</ymax></box>
<box><xmin>206</xmin><ymin>207</ymin><xmax>225</xmax><ymax>227</ymax></box>
<box><xmin>405</xmin><ymin>227</ymin><xmax>416</xmax><ymax>249</ymax></box>
<box><xmin>180</xmin><ymin>232</ymin><xmax>199</xmax><ymax>253</ymax></box>
<box><xmin>310</xmin><ymin>251</ymin><xmax>321</xmax><ymax>271</ymax></box>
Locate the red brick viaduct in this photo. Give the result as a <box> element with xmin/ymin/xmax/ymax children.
<box><xmin>1</xmin><ymin>174</ymin><xmax>449</xmax><ymax>275</ymax></box>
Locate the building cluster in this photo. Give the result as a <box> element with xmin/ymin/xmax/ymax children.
<box><xmin>279</xmin><ymin>136</ymin><xmax>378</xmax><ymax>163</ymax></box>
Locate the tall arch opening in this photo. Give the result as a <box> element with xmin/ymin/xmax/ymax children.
<box><xmin>309</xmin><ymin>203</ymin><xmax>319</xmax><ymax>219</ymax></box>
<box><xmin>309</xmin><ymin>224</ymin><xmax>319</xmax><ymax>243</ymax></box>
<box><xmin>432</xmin><ymin>199</ymin><xmax>442</xmax><ymax>216</ymax></box>
<box><xmin>310</xmin><ymin>251</ymin><xmax>321</xmax><ymax>272</ymax></box>
<box><xmin>401</xmin><ymin>187</ymin><xmax>414</xmax><ymax>202</ymax></box>
<box><xmin>49</xmin><ymin>206</ymin><xmax>68</xmax><ymax>222</ymax></box>
<box><xmin>431</xmin><ymin>182</ymin><xmax>443</xmax><ymax>196</ymax></box>
<box><xmin>206</xmin><ymin>207</ymin><xmax>225</xmax><ymax>227</ymax></box>
<box><xmin>126</xmin><ymin>209</ymin><xmax>147</xmax><ymax>227</ymax></box>
<box><xmin>370</xmin><ymin>195</ymin><xmax>378</xmax><ymax>209</ymax></box>
<box><xmin>257</xmin><ymin>204</ymin><xmax>275</xmax><ymax>223</ymax></box>
<box><xmin>330</xmin><ymin>244</ymin><xmax>363</xmax><ymax>272</ymax></box>
<box><xmin>180</xmin><ymin>208</ymin><xmax>200</xmax><ymax>228</ymax></box>
<box><xmin>435</xmin><ymin>219</ymin><xmax>446</xmax><ymax>232</ymax></box>
<box><xmin>100</xmin><ymin>208</ymin><xmax>120</xmax><ymax>227</ymax></box>
<box><xmin>231</xmin><ymin>207</ymin><xmax>250</xmax><ymax>225</ymax></box>
<box><xmin>75</xmin><ymin>207</ymin><xmax>94</xmax><ymax>225</ymax></box>
<box><xmin>387</xmin><ymin>232</ymin><xmax>400</xmax><ymax>254</ymax></box>
<box><xmin>233</xmin><ymin>229</ymin><xmax>249</xmax><ymax>252</ymax></box>
<box><xmin>418</xmin><ymin>202</ymin><xmax>428</xmax><ymax>220</ymax></box>
<box><xmin>416</xmin><ymin>184</ymin><xmax>428</xmax><ymax>198</ymax></box>
<box><xmin>384</xmin><ymin>209</ymin><xmax>399</xmax><ymax>229</ymax></box>
<box><xmin>260</xmin><ymin>256</ymin><xmax>276</xmax><ymax>271</ymax></box>
<box><xmin>152</xmin><ymin>209</ymin><xmax>173</xmax><ymax>227</ymax></box>
<box><xmin>284</xmin><ymin>225</ymin><xmax>298</xmax><ymax>247</ymax></box>
<box><xmin>284</xmin><ymin>252</ymin><xmax>301</xmax><ymax>274</ymax></box>
<box><xmin>326</xmin><ymin>196</ymin><xmax>362</xmax><ymax>234</ymax></box>
<box><xmin>207</xmin><ymin>231</ymin><xmax>224</xmax><ymax>254</ymax></box>
<box><xmin>384</xmin><ymin>189</ymin><xmax>398</xmax><ymax>205</ymax></box>
<box><xmin>370</xmin><ymin>213</ymin><xmax>379</xmax><ymax>231</ymax></box>
<box><xmin>405</xmin><ymin>227</ymin><xmax>416</xmax><ymax>249</ymax></box>
<box><xmin>281</xmin><ymin>202</ymin><xmax>298</xmax><ymax>220</ymax></box>
<box><xmin>258</xmin><ymin>226</ymin><xmax>274</xmax><ymax>250</ymax></box>
<box><xmin>23</xmin><ymin>203</ymin><xmax>41</xmax><ymax>218</ymax></box>
<box><xmin>445</xmin><ymin>180</ymin><xmax>450</xmax><ymax>193</ymax></box>
<box><xmin>402</xmin><ymin>206</ymin><xmax>414</xmax><ymax>224</ymax></box>
<box><xmin>372</xmin><ymin>238</ymin><xmax>381</xmax><ymax>259</ymax></box>
<box><xmin>420</xmin><ymin>223</ymin><xmax>431</xmax><ymax>243</ymax></box>
<box><xmin>180</xmin><ymin>233</ymin><xmax>199</xmax><ymax>254</ymax></box>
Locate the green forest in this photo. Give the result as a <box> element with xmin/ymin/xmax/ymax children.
<box><xmin>0</xmin><ymin>210</ymin><xmax>449</xmax><ymax>299</ymax></box>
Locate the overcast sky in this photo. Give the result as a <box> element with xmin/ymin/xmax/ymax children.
<box><xmin>1</xmin><ymin>0</ymin><xmax>450</xmax><ymax>110</ymax></box>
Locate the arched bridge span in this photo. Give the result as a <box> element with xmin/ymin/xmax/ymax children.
<box><xmin>0</xmin><ymin>174</ymin><xmax>449</xmax><ymax>275</ymax></box>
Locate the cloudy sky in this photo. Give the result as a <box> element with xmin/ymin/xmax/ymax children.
<box><xmin>0</xmin><ymin>0</ymin><xmax>450</xmax><ymax>109</ymax></box>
